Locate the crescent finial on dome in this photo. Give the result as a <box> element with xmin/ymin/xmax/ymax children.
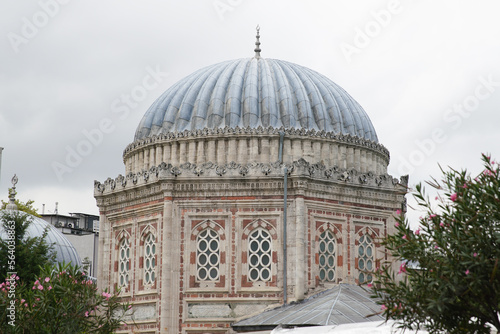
<box><xmin>254</xmin><ymin>25</ymin><xmax>261</xmax><ymax>58</ymax></box>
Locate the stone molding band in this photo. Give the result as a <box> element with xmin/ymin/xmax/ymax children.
<box><xmin>94</xmin><ymin>158</ymin><xmax>408</xmax><ymax>195</ymax></box>
<box><xmin>123</xmin><ymin>126</ymin><xmax>390</xmax><ymax>160</ymax></box>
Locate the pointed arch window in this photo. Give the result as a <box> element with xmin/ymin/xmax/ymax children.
<box><xmin>248</xmin><ymin>229</ymin><xmax>272</xmax><ymax>282</ymax></box>
<box><xmin>319</xmin><ymin>230</ymin><xmax>336</xmax><ymax>282</ymax></box>
<box><xmin>119</xmin><ymin>238</ymin><xmax>130</xmax><ymax>288</ymax></box>
<box><xmin>196</xmin><ymin>228</ymin><xmax>220</xmax><ymax>281</ymax></box>
<box><xmin>358</xmin><ymin>234</ymin><xmax>374</xmax><ymax>283</ymax></box>
<box><xmin>144</xmin><ymin>233</ymin><xmax>156</xmax><ymax>285</ymax></box>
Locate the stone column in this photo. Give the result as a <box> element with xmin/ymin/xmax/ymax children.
<box><xmin>97</xmin><ymin>211</ymin><xmax>110</xmax><ymax>292</ymax></box>
<box><xmin>150</xmin><ymin>147</ymin><xmax>156</xmax><ymax>169</ymax></box>
<box><xmin>354</xmin><ymin>148</ymin><xmax>361</xmax><ymax>171</ymax></box>
<box><xmin>321</xmin><ymin>142</ymin><xmax>330</xmax><ymax>166</ymax></box>
<box><xmin>227</xmin><ymin>138</ymin><xmax>237</xmax><ymax>163</ymax></box>
<box><xmin>250</xmin><ymin>137</ymin><xmax>258</xmax><ymax>162</ymax></box>
<box><xmin>188</xmin><ymin>141</ymin><xmax>196</xmax><ymax>163</ymax></box>
<box><xmin>169</xmin><ymin>142</ymin><xmax>177</xmax><ymax>164</ymax></box>
<box><xmin>347</xmin><ymin>147</ymin><xmax>354</xmax><ymax>169</ymax></box>
<box><xmin>196</xmin><ymin>140</ymin><xmax>205</xmax><ymax>165</ymax></box>
<box><xmin>217</xmin><ymin>139</ymin><xmax>226</xmax><ymax>165</ymax></box>
<box><xmin>238</xmin><ymin>138</ymin><xmax>247</xmax><ymax>164</ymax></box>
<box><xmin>163</xmin><ymin>144</ymin><xmax>171</xmax><ymax>164</ymax></box>
<box><xmin>207</xmin><ymin>139</ymin><xmax>216</xmax><ymax>163</ymax></box>
<box><xmin>294</xmin><ymin>189</ymin><xmax>306</xmax><ymax>301</ymax></box>
<box><xmin>261</xmin><ymin>137</ymin><xmax>270</xmax><ymax>164</ymax></box>
<box><xmin>179</xmin><ymin>141</ymin><xmax>187</xmax><ymax>164</ymax></box>
<box><xmin>160</xmin><ymin>194</ymin><xmax>179</xmax><ymax>333</ymax></box>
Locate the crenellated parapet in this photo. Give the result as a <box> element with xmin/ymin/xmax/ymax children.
<box><xmin>94</xmin><ymin>158</ymin><xmax>408</xmax><ymax>197</ymax></box>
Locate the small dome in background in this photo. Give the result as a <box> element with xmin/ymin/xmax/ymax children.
<box><xmin>135</xmin><ymin>57</ymin><xmax>378</xmax><ymax>142</ymax></box>
<box><xmin>0</xmin><ymin>212</ymin><xmax>82</xmax><ymax>266</ymax></box>
<box><xmin>0</xmin><ymin>175</ymin><xmax>81</xmax><ymax>267</ymax></box>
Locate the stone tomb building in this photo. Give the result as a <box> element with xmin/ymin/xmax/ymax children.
<box><xmin>94</xmin><ymin>37</ymin><xmax>407</xmax><ymax>333</ymax></box>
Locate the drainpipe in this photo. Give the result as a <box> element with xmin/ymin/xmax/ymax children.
<box><xmin>279</xmin><ymin>131</ymin><xmax>288</xmax><ymax>305</ymax></box>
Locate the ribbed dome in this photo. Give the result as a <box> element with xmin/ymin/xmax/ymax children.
<box><xmin>135</xmin><ymin>58</ymin><xmax>378</xmax><ymax>142</ymax></box>
<box><xmin>0</xmin><ymin>211</ymin><xmax>82</xmax><ymax>266</ymax></box>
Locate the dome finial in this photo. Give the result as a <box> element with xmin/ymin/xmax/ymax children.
<box><xmin>254</xmin><ymin>25</ymin><xmax>261</xmax><ymax>58</ymax></box>
<box><xmin>6</xmin><ymin>174</ymin><xmax>18</xmax><ymax>211</ymax></box>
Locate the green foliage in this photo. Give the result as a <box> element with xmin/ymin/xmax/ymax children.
<box><xmin>1</xmin><ymin>194</ymin><xmax>40</xmax><ymax>217</ymax></box>
<box><xmin>370</xmin><ymin>154</ymin><xmax>500</xmax><ymax>333</ymax></box>
<box><xmin>0</xmin><ymin>262</ymin><xmax>134</xmax><ymax>333</ymax></box>
<box><xmin>0</xmin><ymin>211</ymin><xmax>55</xmax><ymax>285</ymax></box>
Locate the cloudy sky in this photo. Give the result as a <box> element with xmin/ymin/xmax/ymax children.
<box><xmin>1</xmin><ymin>0</ymin><xmax>500</xmax><ymax>225</ymax></box>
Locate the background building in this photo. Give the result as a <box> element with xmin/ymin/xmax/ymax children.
<box><xmin>41</xmin><ymin>211</ymin><xmax>99</xmax><ymax>277</ymax></box>
<box><xmin>94</xmin><ymin>36</ymin><xmax>407</xmax><ymax>333</ymax></box>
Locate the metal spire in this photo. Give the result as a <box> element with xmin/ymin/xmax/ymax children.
<box><xmin>254</xmin><ymin>25</ymin><xmax>261</xmax><ymax>58</ymax></box>
<box><xmin>6</xmin><ymin>174</ymin><xmax>18</xmax><ymax>211</ymax></box>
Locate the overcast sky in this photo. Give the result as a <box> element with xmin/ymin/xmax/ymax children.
<box><xmin>1</xmin><ymin>0</ymin><xmax>500</xmax><ymax>226</ymax></box>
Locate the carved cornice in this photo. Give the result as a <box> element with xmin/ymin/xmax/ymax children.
<box><xmin>94</xmin><ymin>158</ymin><xmax>408</xmax><ymax>197</ymax></box>
<box><xmin>122</xmin><ymin>126</ymin><xmax>390</xmax><ymax>162</ymax></box>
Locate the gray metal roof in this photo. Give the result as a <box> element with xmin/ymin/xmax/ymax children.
<box><xmin>232</xmin><ymin>284</ymin><xmax>384</xmax><ymax>332</ymax></box>
<box><xmin>135</xmin><ymin>58</ymin><xmax>378</xmax><ymax>142</ymax></box>
<box><xmin>0</xmin><ymin>210</ymin><xmax>82</xmax><ymax>266</ymax></box>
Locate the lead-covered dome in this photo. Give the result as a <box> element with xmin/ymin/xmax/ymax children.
<box><xmin>0</xmin><ymin>211</ymin><xmax>82</xmax><ymax>266</ymax></box>
<box><xmin>135</xmin><ymin>57</ymin><xmax>378</xmax><ymax>142</ymax></box>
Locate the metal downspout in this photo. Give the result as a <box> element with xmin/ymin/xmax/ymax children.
<box><xmin>279</xmin><ymin>131</ymin><xmax>287</xmax><ymax>305</ymax></box>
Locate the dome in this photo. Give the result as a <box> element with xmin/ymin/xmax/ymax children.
<box><xmin>135</xmin><ymin>57</ymin><xmax>378</xmax><ymax>142</ymax></box>
<box><xmin>0</xmin><ymin>211</ymin><xmax>82</xmax><ymax>266</ymax></box>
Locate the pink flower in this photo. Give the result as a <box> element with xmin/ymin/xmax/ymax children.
<box><xmin>381</xmin><ymin>304</ymin><xmax>387</xmax><ymax>311</ymax></box>
<box><xmin>462</xmin><ymin>183</ymin><xmax>468</xmax><ymax>189</ymax></box>
<box><xmin>102</xmin><ymin>292</ymin><xmax>112</xmax><ymax>300</ymax></box>
<box><xmin>24</xmin><ymin>303</ymin><xmax>28</xmax><ymax>307</ymax></box>
<box><xmin>440</xmin><ymin>222</ymin><xmax>444</xmax><ymax>227</ymax></box>
<box><xmin>37</xmin><ymin>285</ymin><xmax>43</xmax><ymax>290</ymax></box>
<box><xmin>21</xmin><ymin>299</ymin><xmax>25</xmax><ymax>303</ymax></box>
<box><xmin>415</xmin><ymin>228</ymin><xmax>420</xmax><ymax>235</ymax></box>
<box><xmin>36</xmin><ymin>298</ymin><xmax>40</xmax><ymax>301</ymax></box>
<box><xmin>367</xmin><ymin>283</ymin><xmax>373</xmax><ymax>288</ymax></box>
<box><xmin>128</xmin><ymin>305</ymin><xmax>132</xmax><ymax>309</ymax></box>
<box><xmin>44</xmin><ymin>277</ymin><xmax>50</xmax><ymax>283</ymax></box>
<box><xmin>434</xmin><ymin>245</ymin><xmax>439</xmax><ymax>249</ymax></box>
<box><xmin>48</xmin><ymin>286</ymin><xmax>52</xmax><ymax>290</ymax></box>
<box><xmin>465</xmin><ymin>269</ymin><xmax>470</xmax><ymax>275</ymax></box>
<box><xmin>396</xmin><ymin>209</ymin><xmax>402</xmax><ymax>215</ymax></box>
<box><xmin>450</xmin><ymin>193</ymin><xmax>458</xmax><ymax>202</ymax></box>
<box><xmin>429</xmin><ymin>214</ymin><xmax>437</xmax><ymax>219</ymax></box>
<box><xmin>85</xmin><ymin>311</ymin><xmax>89</xmax><ymax>317</ymax></box>
<box><xmin>402</xmin><ymin>235</ymin><xmax>407</xmax><ymax>240</ymax></box>
<box><xmin>395</xmin><ymin>222</ymin><xmax>399</xmax><ymax>227</ymax></box>
<box><xmin>473</xmin><ymin>253</ymin><xmax>478</xmax><ymax>257</ymax></box>
<box><xmin>398</xmin><ymin>262</ymin><xmax>407</xmax><ymax>274</ymax></box>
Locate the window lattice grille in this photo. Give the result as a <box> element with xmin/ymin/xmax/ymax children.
<box><xmin>119</xmin><ymin>238</ymin><xmax>130</xmax><ymax>287</ymax></box>
<box><xmin>144</xmin><ymin>233</ymin><xmax>156</xmax><ymax>285</ymax></box>
<box><xmin>358</xmin><ymin>234</ymin><xmax>374</xmax><ymax>283</ymax></box>
<box><xmin>196</xmin><ymin>229</ymin><xmax>220</xmax><ymax>281</ymax></box>
<box><xmin>248</xmin><ymin>229</ymin><xmax>272</xmax><ymax>282</ymax></box>
<box><xmin>319</xmin><ymin>230</ymin><xmax>336</xmax><ymax>282</ymax></box>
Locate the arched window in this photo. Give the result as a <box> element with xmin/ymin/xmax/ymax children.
<box><xmin>319</xmin><ymin>230</ymin><xmax>336</xmax><ymax>282</ymax></box>
<box><xmin>358</xmin><ymin>234</ymin><xmax>374</xmax><ymax>283</ymax></box>
<box><xmin>144</xmin><ymin>233</ymin><xmax>156</xmax><ymax>285</ymax></box>
<box><xmin>119</xmin><ymin>238</ymin><xmax>130</xmax><ymax>288</ymax></box>
<box><xmin>248</xmin><ymin>229</ymin><xmax>272</xmax><ymax>282</ymax></box>
<box><xmin>196</xmin><ymin>228</ymin><xmax>220</xmax><ymax>281</ymax></box>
